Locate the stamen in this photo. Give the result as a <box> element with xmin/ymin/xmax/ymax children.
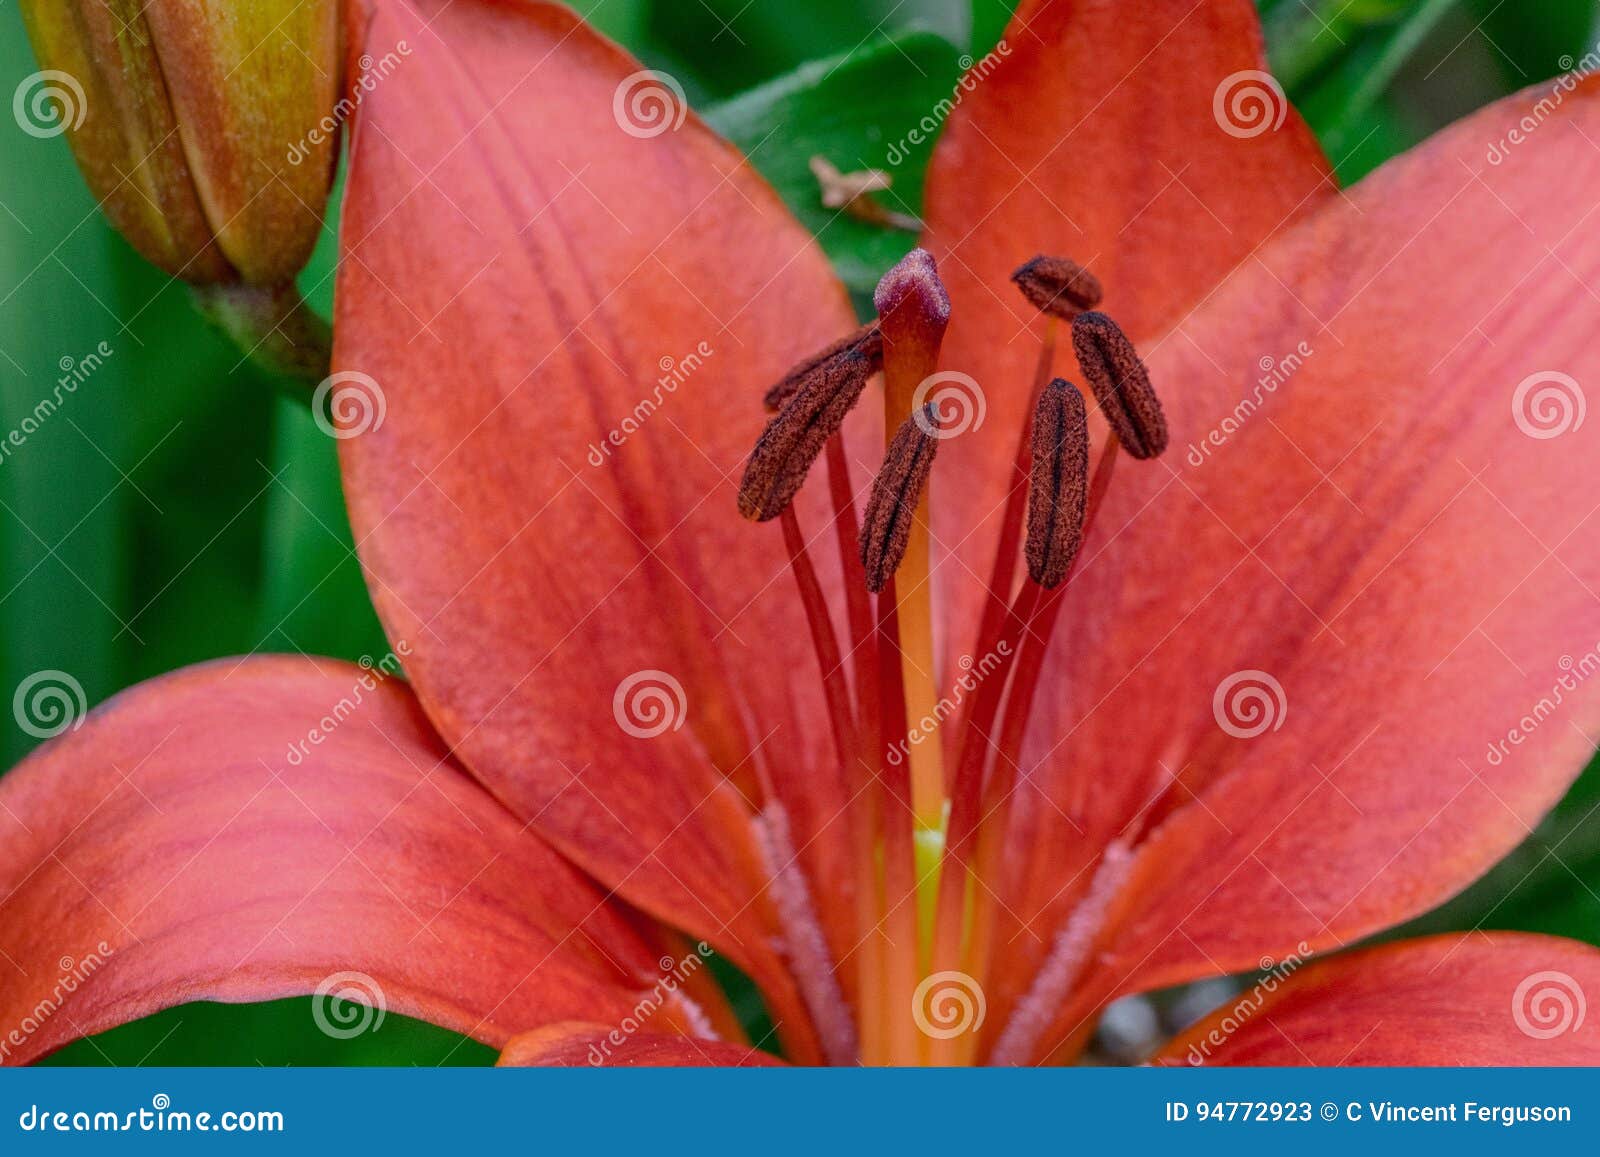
<box><xmin>960</xmin><ymin>433</ymin><xmax>1122</xmax><ymax>1057</ymax></box>
<box><xmin>755</xmin><ymin>804</ymin><xmax>860</xmax><ymax>1065</ymax></box>
<box><xmin>779</xmin><ymin>506</ymin><xmax>858</xmax><ymax>768</ymax></box>
<box><xmin>928</xmin><ymin>578</ymin><xmax>1037</xmax><ymax>1064</ymax></box>
<box><xmin>1024</xmin><ymin>379</ymin><xmax>1090</xmax><ymax>589</ymax></box>
<box><xmin>763</xmin><ymin>322</ymin><xmax>883</xmax><ymax>412</ymax></box>
<box><xmin>1012</xmin><ymin>255</ymin><xmax>1103</xmax><ymax>320</ymax></box>
<box><xmin>860</xmin><ymin>405</ymin><xmax>941</xmax><ymax>594</ymax></box>
<box><xmin>967</xmin><ymin>320</ymin><xmax>1059</xmax><ymax>729</ymax></box>
<box><xmin>738</xmin><ymin>342</ymin><xmax>877</xmax><ymax>522</ymax></box>
<box><xmin>988</xmin><ymin>839</ymin><xmax>1135</xmax><ymax>1066</ymax></box>
<box><xmin>813</xmin><ymin>436</ymin><xmax>887</xmax><ymax>1062</ymax></box>
<box><xmin>1071</xmin><ymin>311</ymin><xmax>1168</xmax><ymax>459</ymax></box>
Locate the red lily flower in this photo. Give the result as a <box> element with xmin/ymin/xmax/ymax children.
<box><xmin>6</xmin><ymin>0</ymin><xmax>1600</xmax><ymax>1067</ymax></box>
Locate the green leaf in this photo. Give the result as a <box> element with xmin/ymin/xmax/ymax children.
<box><xmin>1265</xmin><ymin>0</ymin><xmax>1420</xmax><ymax>93</ymax></box>
<box><xmin>644</xmin><ymin>0</ymin><xmax>961</xmax><ymax>97</ymax></box>
<box><xmin>1270</xmin><ymin>0</ymin><xmax>1465</xmax><ymax>182</ymax></box>
<box><xmin>706</xmin><ymin>31</ymin><xmax>964</xmax><ymax>299</ymax></box>
<box><xmin>971</xmin><ymin>0</ymin><xmax>1016</xmax><ymax>56</ymax></box>
<box><xmin>586</xmin><ymin>0</ymin><xmax>652</xmax><ymax>48</ymax></box>
<box><xmin>1469</xmin><ymin>0</ymin><xmax>1596</xmax><ymax>88</ymax></box>
<box><xmin>43</xmin><ymin>1000</ymin><xmax>495</xmax><ymax>1066</ymax></box>
<box><xmin>1393</xmin><ymin>752</ymin><xmax>1600</xmax><ymax>946</ymax></box>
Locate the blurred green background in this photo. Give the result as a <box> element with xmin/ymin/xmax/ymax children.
<box><xmin>2</xmin><ymin>0</ymin><xmax>1598</xmax><ymax>1065</ymax></box>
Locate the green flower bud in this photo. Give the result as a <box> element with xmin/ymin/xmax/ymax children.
<box><xmin>18</xmin><ymin>0</ymin><xmax>341</xmax><ymax>286</ymax></box>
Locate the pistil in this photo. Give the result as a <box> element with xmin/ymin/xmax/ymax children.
<box><xmin>872</xmin><ymin>250</ymin><xmax>953</xmax><ymax>949</ymax></box>
<box><xmin>874</xmin><ymin>584</ymin><xmax>924</xmax><ymax>1064</ymax></box>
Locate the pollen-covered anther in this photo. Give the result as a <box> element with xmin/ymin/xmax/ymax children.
<box><xmin>1025</xmin><ymin>379</ymin><xmax>1090</xmax><ymax>589</ymax></box>
<box><xmin>1071</xmin><ymin>311</ymin><xmax>1169</xmax><ymax>459</ymax></box>
<box><xmin>762</xmin><ymin>322</ymin><xmax>883</xmax><ymax>412</ymax></box>
<box><xmin>738</xmin><ymin>341</ymin><xmax>878</xmax><ymax>522</ymax></box>
<box><xmin>1012</xmin><ymin>255</ymin><xmax>1104</xmax><ymax>320</ymax></box>
<box><xmin>860</xmin><ymin>404</ymin><xmax>942</xmax><ymax>593</ymax></box>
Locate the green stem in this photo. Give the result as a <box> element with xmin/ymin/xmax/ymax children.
<box><xmin>190</xmin><ymin>281</ymin><xmax>331</xmax><ymax>389</ymax></box>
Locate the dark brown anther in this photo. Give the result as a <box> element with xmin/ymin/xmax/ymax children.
<box><xmin>1071</xmin><ymin>311</ymin><xmax>1168</xmax><ymax>459</ymax></box>
<box><xmin>1025</xmin><ymin>380</ymin><xmax>1090</xmax><ymax>589</ymax></box>
<box><xmin>860</xmin><ymin>405</ymin><xmax>941</xmax><ymax>593</ymax></box>
<box><xmin>763</xmin><ymin>322</ymin><xmax>884</xmax><ymax>412</ymax></box>
<box><xmin>738</xmin><ymin>343</ymin><xmax>877</xmax><ymax>522</ymax></box>
<box><xmin>1012</xmin><ymin>255</ymin><xmax>1104</xmax><ymax>320</ymax></box>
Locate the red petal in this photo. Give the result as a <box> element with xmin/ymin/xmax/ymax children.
<box><xmin>994</xmin><ymin>75</ymin><xmax>1600</xmax><ymax>1058</ymax></box>
<box><xmin>498</xmin><ymin>1022</ymin><xmax>782</xmax><ymax>1067</ymax></box>
<box><xmin>1154</xmin><ymin>935</ymin><xmax>1600</xmax><ymax>1066</ymax></box>
<box><xmin>921</xmin><ymin>0</ymin><xmax>1334</xmax><ymax>623</ymax></box>
<box><xmin>0</xmin><ymin>658</ymin><xmax>677</xmax><ymax>1065</ymax></box>
<box><xmin>334</xmin><ymin>1</ymin><xmax>860</xmax><ymax>1059</ymax></box>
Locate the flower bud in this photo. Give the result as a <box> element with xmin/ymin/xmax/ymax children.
<box><xmin>18</xmin><ymin>0</ymin><xmax>341</xmax><ymax>286</ymax></box>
